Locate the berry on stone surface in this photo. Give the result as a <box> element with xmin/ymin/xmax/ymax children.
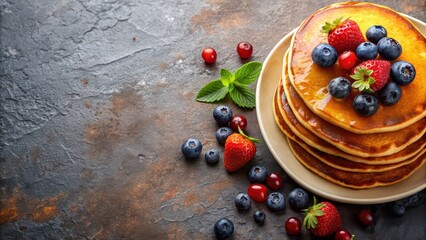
<box><xmin>267</xmin><ymin>192</ymin><xmax>286</xmax><ymax>211</ymax></box>
<box><xmin>234</xmin><ymin>193</ymin><xmax>252</xmax><ymax>211</ymax></box>
<box><xmin>214</xmin><ymin>218</ymin><xmax>234</xmax><ymax>240</ymax></box>
<box><xmin>312</xmin><ymin>43</ymin><xmax>338</xmax><ymax>67</ymax></box>
<box><xmin>288</xmin><ymin>187</ymin><xmax>310</xmax><ymax>211</ymax></box>
<box><xmin>378</xmin><ymin>82</ymin><xmax>402</xmax><ymax>106</ymax></box>
<box><xmin>213</xmin><ymin>105</ymin><xmax>233</xmax><ymax>126</ymax></box>
<box><xmin>328</xmin><ymin>77</ymin><xmax>351</xmax><ymax>99</ymax></box>
<box><xmin>266</xmin><ymin>172</ymin><xmax>284</xmax><ymax>190</ymax></box>
<box><xmin>205</xmin><ymin>148</ymin><xmax>220</xmax><ymax>165</ymax></box>
<box><xmin>335</xmin><ymin>229</ymin><xmax>354</xmax><ymax>240</ymax></box>
<box><xmin>356</xmin><ymin>42</ymin><xmax>378</xmax><ymax>61</ymax></box>
<box><xmin>321</xmin><ymin>17</ymin><xmax>365</xmax><ymax>53</ymax></box>
<box><xmin>202</xmin><ymin>47</ymin><xmax>217</xmax><ymax>64</ymax></box>
<box><xmin>366</xmin><ymin>25</ymin><xmax>387</xmax><ymax>44</ymax></box>
<box><xmin>353</xmin><ymin>93</ymin><xmax>379</xmax><ymax>117</ymax></box>
<box><xmin>224</xmin><ymin>130</ymin><xmax>259</xmax><ymax>172</ymax></box>
<box><xmin>253</xmin><ymin>210</ymin><xmax>266</xmax><ymax>226</ymax></box>
<box><xmin>377</xmin><ymin>37</ymin><xmax>402</xmax><ymax>60</ymax></box>
<box><xmin>389</xmin><ymin>190</ymin><xmax>426</xmax><ymax>217</ymax></box>
<box><xmin>248</xmin><ymin>165</ymin><xmax>269</xmax><ymax>183</ymax></box>
<box><xmin>389</xmin><ymin>202</ymin><xmax>405</xmax><ymax>217</ymax></box>
<box><xmin>230</xmin><ymin>115</ymin><xmax>248</xmax><ymax>132</ymax></box>
<box><xmin>216</xmin><ymin>127</ymin><xmax>233</xmax><ymax>145</ymax></box>
<box><xmin>390</xmin><ymin>60</ymin><xmax>416</xmax><ymax>86</ymax></box>
<box><xmin>358</xmin><ymin>209</ymin><xmax>374</xmax><ymax>226</ymax></box>
<box><xmin>247</xmin><ymin>183</ymin><xmax>268</xmax><ymax>203</ymax></box>
<box><xmin>285</xmin><ymin>217</ymin><xmax>302</xmax><ymax>236</ymax></box>
<box><xmin>181</xmin><ymin>138</ymin><xmax>203</xmax><ymax>160</ymax></box>
<box><xmin>338</xmin><ymin>51</ymin><xmax>357</xmax><ymax>70</ymax></box>
<box><xmin>303</xmin><ymin>197</ymin><xmax>342</xmax><ymax>237</ymax></box>
<box><xmin>236</xmin><ymin>41</ymin><xmax>253</xmax><ymax>59</ymax></box>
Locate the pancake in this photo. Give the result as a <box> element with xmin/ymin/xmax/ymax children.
<box><xmin>283</xmin><ymin>52</ymin><xmax>426</xmax><ymax>157</ymax></box>
<box><xmin>286</xmin><ymin>138</ymin><xmax>426</xmax><ymax>189</ymax></box>
<box><xmin>287</xmin><ymin>2</ymin><xmax>426</xmax><ymax>134</ymax></box>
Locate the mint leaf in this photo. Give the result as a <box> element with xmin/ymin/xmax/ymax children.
<box><xmin>229</xmin><ymin>83</ymin><xmax>256</xmax><ymax>108</ymax></box>
<box><xmin>221</xmin><ymin>69</ymin><xmax>233</xmax><ymax>82</ymax></box>
<box><xmin>234</xmin><ymin>61</ymin><xmax>262</xmax><ymax>85</ymax></box>
<box><xmin>196</xmin><ymin>79</ymin><xmax>228</xmax><ymax>102</ymax></box>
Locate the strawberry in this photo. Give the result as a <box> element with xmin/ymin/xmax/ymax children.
<box><xmin>302</xmin><ymin>197</ymin><xmax>342</xmax><ymax>237</ymax></box>
<box><xmin>322</xmin><ymin>17</ymin><xmax>365</xmax><ymax>53</ymax></box>
<box><xmin>350</xmin><ymin>60</ymin><xmax>391</xmax><ymax>92</ymax></box>
<box><xmin>224</xmin><ymin>128</ymin><xmax>259</xmax><ymax>172</ymax></box>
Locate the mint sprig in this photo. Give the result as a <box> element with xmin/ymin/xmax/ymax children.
<box><xmin>196</xmin><ymin>61</ymin><xmax>262</xmax><ymax>108</ymax></box>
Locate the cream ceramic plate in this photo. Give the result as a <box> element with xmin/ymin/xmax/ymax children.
<box><xmin>256</xmin><ymin>15</ymin><xmax>426</xmax><ymax>204</ymax></box>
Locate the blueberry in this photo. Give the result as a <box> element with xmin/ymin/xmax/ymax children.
<box><xmin>328</xmin><ymin>77</ymin><xmax>351</xmax><ymax>99</ymax></box>
<box><xmin>253</xmin><ymin>210</ymin><xmax>266</xmax><ymax>226</ymax></box>
<box><xmin>216</xmin><ymin>127</ymin><xmax>233</xmax><ymax>145</ymax></box>
<box><xmin>390</xmin><ymin>60</ymin><xmax>416</xmax><ymax>86</ymax></box>
<box><xmin>389</xmin><ymin>202</ymin><xmax>405</xmax><ymax>217</ymax></box>
<box><xmin>205</xmin><ymin>148</ymin><xmax>220</xmax><ymax>165</ymax></box>
<box><xmin>356</xmin><ymin>42</ymin><xmax>378</xmax><ymax>61</ymax></box>
<box><xmin>248</xmin><ymin>165</ymin><xmax>269</xmax><ymax>183</ymax></box>
<box><xmin>214</xmin><ymin>218</ymin><xmax>234</xmax><ymax>240</ymax></box>
<box><xmin>353</xmin><ymin>93</ymin><xmax>379</xmax><ymax>117</ymax></box>
<box><xmin>181</xmin><ymin>138</ymin><xmax>202</xmax><ymax>160</ymax></box>
<box><xmin>366</xmin><ymin>25</ymin><xmax>387</xmax><ymax>44</ymax></box>
<box><xmin>234</xmin><ymin>193</ymin><xmax>251</xmax><ymax>211</ymax></box>
<box><xmin>267</xmin><ymin>192</ymin><xmax>286</xmax><ymax>211</ymax></box>
<box><xmin>213</xmin><ymin>105</ymin><xmax>233</xmax><ymax>126</ymax></box>
<box><xmin>377</xmin><ymin>37</ymin><xmax>402</xmax><ymax>60</ymax></box>
<box><xmin>288</xmin><ymin>188</ymin><xmax>310</xmax><ymax>211</ymax></box>
<box><xmin>378</xmin><ymin>82</ymin><xmax>402</xmax><ymax>106</ymax></box>
<box><xmin>311</xmin><ymin>43</ymin><xmax>338</xmax><ymax>67</ymax></box>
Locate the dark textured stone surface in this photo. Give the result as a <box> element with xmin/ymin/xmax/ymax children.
<box><xmin>1</xmin><ymin>0</ymin><xmax>425</xmax><ymax>239</ymax></box>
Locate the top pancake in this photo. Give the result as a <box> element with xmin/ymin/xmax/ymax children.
<box><xmin>288</xmin><ymin>2</ymin><xmax>426</xmax><ymax>134</ymax></box>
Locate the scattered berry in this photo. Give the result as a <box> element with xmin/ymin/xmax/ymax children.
<box><xmin>353</xmin><ymin>93</ymin><xmax>379</xmax><ymax>117</ymax></box>
<box><xmin>248</xmin><ymin>165</ymin><xmax>269</xmax><ymax>183</ymax></box>
<box><xmin>389</xmin><ymin>191</ymin><xmax>426</xmax><ymax>217</ymax></box>
<box><xmin>321</xmin><ymin>17</ymin><xmax>365</xmax><ymax>53</ymax></box>
<box><xmin>288</xmin><ymin>188</ymin><xmax>310</xmax><ymax>211</ymax></box>
<box><xmin>236</xmin><ymin>41</ymin><xmax>253</xmax><ymax>59</ymax></box>
<box><xmin>267</xmin><ymin>192</ymin><xmax>286</xmax><ymax>211</ymax></box>
<box><xmin>230</xmin><ymin>114</ymin><xmax>248</xmax><ymax>132</ymax></box>
<box><xmin>351</xmin><ymin>60</ymin><xmax>391</xmax><ymax>92</ymax></box>
<box><xmin>266</xmin><ymin>172</ymin><xmax>284</xmax><ymax>190</ymax></box>
<box><xmin>234</xmin><ymin>193</ymin><xmax>252</xmax><ymax>211</ymax></box>
<box><xmin>253</xmin><ymin>210</ymin><xmax>266</xmax><ymax>226</ymax></box>
<box><xmin>303</xmin><ymin>197</ymin><xmax>342</xmax><ymax>237</ymax></box>
<box><xmin>181</xmin><ymin>138</ymin><xmax>203</xmax><ymax>160</ymax></box>
<box><xmin>216</xmin><ymin>127</ymin><xmax>233</xmax><ymax>145</ymax></box>
<box><xmin>214</xmin><ymin>218</ymin><xmax>234</xmax><ymax>240</ymax></box>
<box><xmin>335</xmin><ymin>229</ymin><xmax>354</xmax><ymax>240</ymax></box>
<box><xmin>247</xmin><ymin>183</ymin><xmax>268</xmax><ymax>203</ymax></box>
<box><xmin>378</xmin><ymin>82</ymin><xmax>401</xmax><ymax>106</ymax></box>
<box><xmin>213</xmin><ymin>105</ymin><xmax>233</xmax><ymax>126</ymax></box>
<box><xmin>389</xmin><ymin>202</ymin><xmax>405</xmax><ymax>217</ymax></box>
<box><xmin>202</xmin><ymin>47</ymin><xmax>217</xmax><ymax>64</ymax></box>
<box><xmin>328</xmin><ymin>77</ymin><xmax>351</xmax><ymax>99</ymax></box>
<box><xmin>285</xmin><ymin>217</ymin><xmax>302</xmax><ymax>236</ymax></box>
<box><xmin>356</xmin><ymin>42</ymin><xmax>378</xmax><ymax>61</ymax></box>
<box><xmin>338</xmin><ymin>51</ymin><xmax>357</xmax><ymax>70</ymax></box>
<box><xmin>377</xmin><ymin>37</ymin><xmax>402</xmax><ymax>60</ymax></box>
<box><xmin>366</xmin><ymin>25</ymin><xmax>387</xmax><ymax>44</ymax></box>
<box><xmin>205</xmin><ymin>148</ymin><xmax>220</xmax><ymax>165</ymax></box>
<box><xmin>390</xmin><ymin>60</ymin><xmax>416</xmax><ymax>86</ymax></box>
<box><xmin>358</xmin><ymin>209</ymin><xmax>374</xmax><ymax>226</ymax></box>
<box><xmin>224</xmin><ymin>130</ymin><xmax>259</xmax><ymax>173</ymax></box>
<box><xmin>312</xmin><ymin>43</ymin><xmax>338</xmax><ymax>67</ymax></box>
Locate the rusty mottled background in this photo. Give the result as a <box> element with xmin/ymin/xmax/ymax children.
<box><xmin>1</xmin><ymin>0</ymin><xmax>425</xmax><ymax>239</ymax></box>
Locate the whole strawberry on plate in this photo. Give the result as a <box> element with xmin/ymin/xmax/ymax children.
<box><xmin>224</xmin><ymin>128</ymin><xmax>259</xmax><ymax>172</ymax></box>
<box><xmin>302</xmin><ymin>197</ymin><xmax>342</xmax><ymax>237</ymax></box>
<box><xmin>351</xmin><ymin>59</ymin><xmax>391</xmax><ymax>92</ymax></box>
<box><xmin>322</xmin><ymin>17</ymin><xmax>365</xmax><ymax>53</ymax></box>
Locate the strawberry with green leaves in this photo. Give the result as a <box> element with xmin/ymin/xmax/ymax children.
<box><xmin>351</xmin><ymin>60</ymin><xmax>391</xmax><ymax>92</ymax></box>
<box><xmin>224</xmin><ymin>128</ymin><xmax>259</xmax><ymax>172</ymax></box>
<box><xmin>322</xmin><ymin>17</ymin><xmax>365</xmax><ymax>53</ymax></box>
<box><xmin>303</xmin><ymin>197</ymin><xmax>342</xmax><ymax>237</ymax></box>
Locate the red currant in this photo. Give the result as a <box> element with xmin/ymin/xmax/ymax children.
<box><xmin>236</xmin><ymin>41</ymin><xmax>253</xmax><ymax>59</ymax></box>
<box><xmin>335</xmin><ymin>229</ymin><xmax>353</xmax><ymax>240</ymax></box>
<box><xmin>266</xmin><ymin>173</ymin><xmax>283</xmax><ymax>190</ymax></box>
<box><xmin>338</xmin><ymin>51</ymin><xmax>357</xmax><ymax>70</ymax></box>
<box><xmin>247</xmin><ymin>183</ymin><xmax>268</xmax><ymax>203</ymax></box>
<box><xmin>358</xmin><ymin>209</ymin><xmax>374</xmax><ymax>226</ymax></box>
<box><xmin>284</xmin><ymin>217</ymin><xmax>302</xmax><ymax>236</ymax></box>
<box><xmin>202</xmin><ymin>47</ymin><xmax>217</xmax><ymax>64</ymax></box>
<box><xmin>230</xmin><ymin>115</ymin><xmax>247</xmax><ymax>132</ymax></box>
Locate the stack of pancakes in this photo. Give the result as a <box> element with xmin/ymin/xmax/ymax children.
<box><xmin>273</xmin><ymin>2</ymin><xmax>426</xmax><ymax>189</ymax></box>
